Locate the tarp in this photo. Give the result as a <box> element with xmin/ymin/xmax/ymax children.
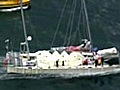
<box><xmin>66</xmin><ymin>46</ymin><xmax>80</xmax><ymax>52</ymax></box>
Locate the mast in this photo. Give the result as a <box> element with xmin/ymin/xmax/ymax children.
<box><xmin>19</xmin><ymin>0</ymin><xmax>30</xmax><ymax>58</ymax></box>
<box><xmin>82</xmin><ymin>0</ymin><xmax>93</xmax><ymax>50</ymax></box>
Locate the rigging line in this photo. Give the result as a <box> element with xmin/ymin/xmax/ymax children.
<box><xmin>69</xmin><ymin>0</ymin><xmax>78</xmax><ymax>46</ymax></box>
<box><xmin>70</xmin><ymin>31</ymin><xmax>77</xmax><ymax>45</ymax></box>
<box><xmin>82</xmin><ymin>2</ymin><xmax>89</xmax><ymax>39</ymax></box>
<box><xmin>82</xmin><ymin>0</ymin><xmax>93</xmax><ymax>49</ymax></box>
<box><xmin>82</xmin><ymin>9</ymin><xmax>87</xmax><ymax>39</ymax></box>
<box><xmin>50</xmin><ymin>0</ymin><xmax>68</xmax><ymax>48</ymax></box>
<box><xmin>71</xmin><ymin>0</ymin><xmax>83</xmax><ymax>45</ymax></box>
<box><xmin>25</xmin><ymin>11</ymin><xmax>38</xmax><ymax>49</ymax></box>
<box><xmin>63</xmin><ymin>0</ymin><xmax>75</xmax><ymax>46</ymax></box>
<box><xmin>78</xmin><ymin>0</ymin><xmax>84</xmax><ymax>43</ymax></box>
<box><xmin>81</xmin><ymin>0</ymin><xmax>86</xmax><ymax>39</ymax></box>
<box><xmin>20</xmin><ymin>0</ymin><xmax>30</xmax><ymax>55</ymax></box>
<box><xmin>67</xmin><ymin>0</ymin><xmax>77</xmax><ymax>46</ymax></box>
<box><xmin>84</xmin><ymin>13</ymin><xmax>89</xmax><ymax>39</ymax></box>
<box><xmin>78</xmin><ymin>1</ymin><xmax>84</xmax><ymax>43</ymax></box>
<box><xmin>63</xmin><ymin>0</ymin><xmax>76</xmax><ymax>46</ymax></box>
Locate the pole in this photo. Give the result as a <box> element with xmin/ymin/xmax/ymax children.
<box><xmin>19</xmin><ymin>0</ymin><xmax>30</xmax><ymax>58</ymax></box>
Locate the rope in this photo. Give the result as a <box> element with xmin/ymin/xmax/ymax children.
<box><xmin>82</xmin><ymin>0</ymin><xmax>93</xmax><ymax>49</ymax></box>
<box><xmin>50</xmin><ymin>0</ymin><xmax>92</xmax><ymax>50</ymax></box>
<box><xmin>71</xmin><ymin>0</ymin><xmax>83</xmax><ymax>45</ymax></box>
<box><xmin>50</xmin><ymin>0</ymin><xmax>68</xmax><ymax>48</ymax></box>
<box><xmin>25</xmin><ymin>12</ymin><xmax>39</xmax><ymax>49</ymax></box>
<box><xmin>82</xmin><ymin>10</ymin><xmax>87</xmax><ymax>39</ymax></box>
<box><xmin>63</xmin><ymin>0</ymin><xmax>76</xmax><ymax>46</ymax></box>
<box><xmin>67</xmin><ymin>0</ymin><xmax>77</xmax><ymax>46</ymax></box>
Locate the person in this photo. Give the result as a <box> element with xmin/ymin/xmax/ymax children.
<box><xmin>101</xmin><ymin>56</ymin><xmax>104</xmax><ymax>67</ymax></box>
<box><xmin>62</xmin><ymin>61</ymin><xmax>64</xmax><ymax>66</ymax></box>
<box><xmin>93</xmin><ymin>52</ymin><xmax>101</xmax><ymax>67</ymax></box>
<box><xmin>82</xmin><ymin>59</ymin><xmax>88</xmax><ymax>65</ymax></box>
<box><xmin>94</xmin><ymin>59</ymin><xmax>98</xmax><ymax>67</ymax></box>
<box><xmin>56</xmin><ymin>60</ymin><xmax>59</xmax><ymax>67</ymax></box>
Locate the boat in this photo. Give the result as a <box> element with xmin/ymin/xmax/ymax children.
<box><xmin>0</xmin><ymin>0</ymin><xmax>30</xmax><ymax>12</ymax></box>
<box><xmin>4</xmin><ymin>0</ymin><xmax>120</xmax><ymax>77</ymax></box>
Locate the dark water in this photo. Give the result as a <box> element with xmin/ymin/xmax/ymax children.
<box><xmin>0</xmin><ymin>75</ymin><xmax>120</xmax><ymax>90</ymax></box>
<box><xmin>0</xmin><ymin>0</ymin><xmax>120</xmax><ymax>90</ymax></box>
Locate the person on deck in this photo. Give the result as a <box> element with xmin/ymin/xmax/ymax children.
<box><xmin>93</xmin><ymin>52</ymin><xmax>102</xmax><ymax>67</ymax></box>
<box><xmin>56</xmin><ymin>60</ymin><xmax>59</xmax><ymax>67</ymax></box>
<box><xmin>101</xmin><ymin>56</ymin><xmax>104</xmax><ymax>67</ymax></box>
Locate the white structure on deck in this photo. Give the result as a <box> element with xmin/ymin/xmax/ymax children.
<box><xmin>20</xmin><ymin>53</ymin><xmax>37</xmax><ymax>66</ymax></box>
<box><xmin>20</xmin><ymin>50</ymin><xmax>86</xmax><ymax>69</ymax></box>
<box><xmin>69</xmin><ymin>52</ymin><xmax>85</xmax><ymax>66</ymax></box>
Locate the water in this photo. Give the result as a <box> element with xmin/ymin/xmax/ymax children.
<box><xmin>0</xmin><ymin>75</ymin><xmax>120</xmax><ymax>90</ymax></box>
<box><xmin>0</xmin><ymin>0</ymin><xmax>120</xmax><ymax>90</ymax></box>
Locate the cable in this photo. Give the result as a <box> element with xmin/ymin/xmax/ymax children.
<box><xmin>63</xmin><ymin>0</ymin><xmax>76</xmax><ymax>46</ymax></box>
<box><xmin>71</xmin><ymin>0</ymin><xmax>83</xmax><ymax>45</ymax></box>
<box><xmin>50</xmin><ymin>0</ymin><xmax>68</xmax><ymax>48</ymax></box>
<box><xmin>82</xmin><ymin>0</ymin><xmax>93</xmax><ymax>50</ymax></box>
<box><xmin>67</xmin><ymin>0</ymin><xmax>77</xmax><ymax>46</ymax></box>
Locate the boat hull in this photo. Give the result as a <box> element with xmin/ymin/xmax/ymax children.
<box><xmin>7</xmin><ymin>65</ymin><xmax>120</xmax><ymax>77</ymax></box>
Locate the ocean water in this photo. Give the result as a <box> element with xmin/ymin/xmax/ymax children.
<box><xmin>0</xmin><ymin>0</ymin><xmax>120</xmax><ymax>90</ymax></box>
<box><xmin>0</xmin><ymin>74</ymin><xmax>120</xmax><ymax>90</ymax></box>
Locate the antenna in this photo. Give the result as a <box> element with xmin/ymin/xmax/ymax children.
<box><xmin>19</xmin><ymin>0</ymin><xmax>30</xmax><ymax>58</ymax></box>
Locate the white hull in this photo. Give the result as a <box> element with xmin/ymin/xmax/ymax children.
<box><xmin>7</xmin><ymin>65</ymin><xmax>120</xmax><ymax>78</ymax></box>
